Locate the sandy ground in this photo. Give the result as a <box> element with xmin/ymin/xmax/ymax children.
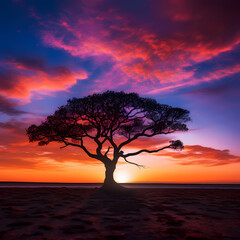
<box><xmin>0</xmin><ymin>187</ymin><xmax>239</xmax><ymax>240</ymax></box>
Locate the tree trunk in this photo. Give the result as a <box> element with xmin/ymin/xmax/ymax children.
<box><xmin>102</xmin><ymin>161</ymin><xmax>122</xmax><ymax>190</ymax></box>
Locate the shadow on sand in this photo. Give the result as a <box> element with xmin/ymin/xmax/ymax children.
<box><xmin>83</xmin><ymin>187</ymin><xmax>147</xmax><ymax>215</ymax></box>
<box><xmin>79</xmin><ymin>187</ymin><xmax>154</xmax><ymax>239</ymax></box>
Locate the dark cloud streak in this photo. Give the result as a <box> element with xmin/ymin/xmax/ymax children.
<box><xmin>0</xmin><ymin>95</ymin><xmax>27</xmax><ymax>115</ymax></box>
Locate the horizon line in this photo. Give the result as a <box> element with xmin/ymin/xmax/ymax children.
<box><xmin>0</xmin><ymin>181</ymin><xmax>240</xmax><ymax>185</ymax></box>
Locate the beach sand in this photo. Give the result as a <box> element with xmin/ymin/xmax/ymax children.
<box><xmin>0</xmin><ymin>187</ymin><xmax>239</xmax><ymax>239</ymax></box>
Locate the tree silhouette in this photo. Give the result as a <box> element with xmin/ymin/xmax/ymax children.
<box><xmin>26</xmin><ymin>91</ymin><xmax>190</xmax><ymax>189</ymax></box>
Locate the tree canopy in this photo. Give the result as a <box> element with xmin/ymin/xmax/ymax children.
<box><xmin>27</xmin><ymin>91</ymin><xmax>190</xmax><ymax>188</ymax></box>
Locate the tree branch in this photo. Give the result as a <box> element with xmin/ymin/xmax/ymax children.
<box><xmin>122</xmin><ymin>145</ymin><xmax>172</xmax><ymax>158</ymax></box>
<box><xmin>104</xmin><ymin>146</ymin><xmax>112</xmax><ymax>157</ymax></box>
<box><xmin>62</xmin><ymin>140</ymin><xmax>100</xmax><ymax>161</ymax></box>
<box><xmin>122</xmin><ymin>155</ymin><xmax>145</xmax><ymax>168</ymax></box>
<box><xmin>118</xmin><ymin>125</ymin><xmax>155</xmax><ymax>150</ymax></box>
<box><xmin>60</xmin><ymin>145</ymin><xmax>68</xmax><ymax>149</ymax></box>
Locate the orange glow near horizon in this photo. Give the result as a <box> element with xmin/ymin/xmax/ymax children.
<box><xmin>1</xmin><ymin>135</ymin><xmax>240</xmax><ymax>184</ymax></box>
<box><xmin>1</xmin><ymin>156</ymin><xmax>240</xmax><ymax>184</ymax></box>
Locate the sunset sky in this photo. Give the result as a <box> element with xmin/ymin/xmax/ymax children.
<box><xmin>0</xmin><ymin>0</ymin><xmax>240</xmax><ymax>183</ymax></box>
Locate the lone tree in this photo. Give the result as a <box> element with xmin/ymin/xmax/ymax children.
<box><xmin>27</xmin><ymin>91</ymin><xmax>190</xmax><ymax>189</ymax></box>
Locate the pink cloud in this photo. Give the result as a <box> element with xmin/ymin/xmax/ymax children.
<box><xmin>40</xmin><ymin>2</ymin><xmax>240</xmax><ymax>94</ymax></box>
<box><xmin>0</xmin><ymin>57</ymin><xmax>87</xmax><ymax>101</ymax></box>
<box><xmin>148</xmin><ymin>63</ymin><xmax>240</xmax><ymax>94</ymax></box>
<box><xmin>157</xmin><ymin>145</ymin><xmax>240</xmax><ymax>166</ymax></box>
<box><xmin>198</xmin><ymin>64</ymin><xmax>240</xmax><ymax>82</ymax></box>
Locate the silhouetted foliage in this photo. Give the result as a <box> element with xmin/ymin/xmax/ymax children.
<box><xmin>27</xmin><ymin>91</ymin><xmax>190</xmax><ymax>189</ymax></box>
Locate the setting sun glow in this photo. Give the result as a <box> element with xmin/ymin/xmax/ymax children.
<box><xmin>114</xmin><ymin>170</ymin><xmax>131</xmax><ymax>183</ymax></box>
